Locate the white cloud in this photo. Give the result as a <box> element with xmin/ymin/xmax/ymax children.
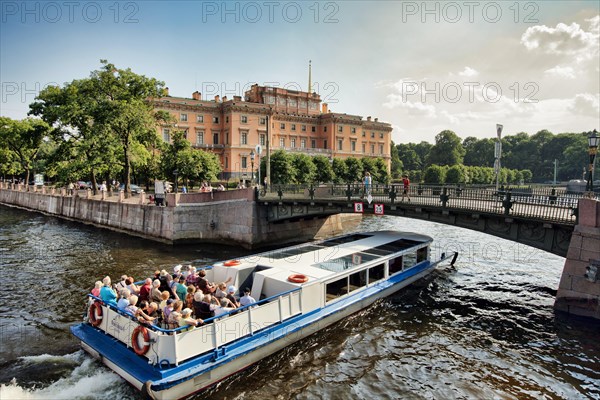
<box><xmin>568</xmin><ymin>93</ymin><xmax>600</xmax><ymax>116</ymax></box>
<box><xmin>458</xmin><ymin>67</ymin><xmax>479</xmax><ymax>77</ymax></box>
<box><xmin>521</xmin><ymin>18</ymin><xmax>599</xmax><ymax>63</ymax></box>
<box><xmin>544</xmin><ymin>65</ymin><xmax>576</xmax><ymax>79</ymax></box>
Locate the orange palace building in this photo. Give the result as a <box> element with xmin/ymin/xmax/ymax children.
<box><xmin>152</xmin><ymin>84</ymin><xmax>392</xmax><ymax>181</ymax></box>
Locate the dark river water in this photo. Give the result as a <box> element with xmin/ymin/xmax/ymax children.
<box><xmin>0</xmin><ymin>205</ymin><xmax>598</xmax><ymax>399</ymax></box>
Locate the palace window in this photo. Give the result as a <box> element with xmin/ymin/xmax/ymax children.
<box><xmin>197</xmin><ymin>115</ymin><xmax>204</xmax><ymax>123</ymax></box>
<box><xmin>259</xmin><ymin>117</ymin><xmax>266</xmax><ymax>125</ymax></box>
<box><xmin>213</xmin><ymin>132</ymin><xmax>219</xmax><ymax>145</ymax></box>
<box><xmin>260</xmin><ymin>134</ymin><xmax>265</xmax><ymax>146</ymax></box>
<box><xmin>351</xmin><ymin>141</ymin><xmax>356</xmax><ymax>152</ymax></box>
<box><xmin>324</xmin><ymin>126</ymin><xmax>327</xmax><ymax>133</ymax></box>
<box><xmin>371</xmin><ymin>132</ymin><xmax>375</xmax><ymax>138</ymax></box>
<box><xmin>241</xmin><ymin>115</ymin><xmax>248</xmax><ymax>123</ymax></box>
<box><xmin>379</xmin><ymin>144</ymin><xmax>384</xmax><ymax>154</ymax></box>
<box><xmin>180</xmin><ymin>113</ymin><xmax>187</xmax><ymax>122</ymax></box>
<box><xmin>338</xmin><ymin>125</ymin><xmax>343</xmax><ymax>133</ymax></box>
<box><xmin>370</xmin><ymin>144</ymin><xmax>375</xmax><ymax>154</ymax></box>
<box><xmin>162</xmin><ymin>128</ymin><xmax>170</xmax><ymax>143</ymax></box>
<box><xmin>213</xmin><ymin>116</ymin><xmax>219</xmax><ymax>123</ymax></box>
<box><xmin>311</xmin><ymin>139</ymin><xmax>316</xmax><ymax>148</ymax></box>
<box><xmin>241</xmin><ymin>156</ymin><xmax>247</xmax><ymax>169</ymax></box>
<box><xmin>241</xmin><ymin>132</ymin><xmax>248</xmax><ymax>145</ymax></box>
<box><xmin>280</xmin><ymin>123</ymin><xmax>286</xmax><ymax>130</ymax></box>
<box><xmin>338</xmin><ymin>139</ymin><xmax>343</xmax><ymax>150</ymax></box>
<box><xmin>362</xmin><ymin>143</ymin><xmax>366</xmax><ymax>153</ymax></box>
<box><xmin>291</xmin><ymin>124</ymin><xmax>296</xmax><ymax>131</ymax></box>
<box><xmin>380</xmin><ymin>132</ymin><xmax>384</xmax><ymax>139</ymax></box>
<box><xmin>279</xmin><ymin>137</ymin><xmax>285</xmax><ymax>147</ymax></box>
<box><xmin>291</xmin><ymin>138</ymin><xmax>296</xmax><ymax>148</ymax></box>
<box><xmin>196</xmin><ymin>130</ymin><xmax>204</xmax><ymax>145</ymax></box>
<box><xmin>311</xmin><ymin>126</ymin><xmax>316</xmax><ymax>133</ymax></box>
<box><xmin>301</xmin><ymin>125</ymin><xmax>306</xmax><ymax>132</ymax></box>
<box><xmin>300</xmin><ymin>139</ymin><xmax>306</xmax><ymax>149</ymax></box>
<box><xmin>351</xmin><ymin>127</ymin><xmax>356</xmax><ymax>134</ymax></box>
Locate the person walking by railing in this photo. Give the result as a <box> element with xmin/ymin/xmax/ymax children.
<box><xmin>364</xmin><ymin>172</ymin><xmax>372</xmax><ymax>196</ymax></box>
<box><xmin>401</xmin><ymin>175</ymin><xmax>411</xmax><ymax>202</ymax></box>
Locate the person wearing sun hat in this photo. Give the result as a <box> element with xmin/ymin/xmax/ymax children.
<box><xmin>226</xmin><ymin>285</ymin><xmax>240</xmax><ymax>308</ymax></box>
<box><xmin>178</xmin><ymin>308</ymin><xmax>203</xmax><ymax>329</ymax></box>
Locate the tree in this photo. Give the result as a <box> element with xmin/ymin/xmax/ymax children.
<box><xmin>423</xmin><ymin>165</ymin><xmax>446</xmax><ymax>184</ymax></box>
<box><xmin>312</xmin><ymin>155</ymin><xmax>335</xmax><ymax>183</ymax></box>
<box><xmin>446</xmin><ymin>165</ymin><xmax>468</xmax><ymax>184</ymax></box>
<box><xmin>397</xmin><ymin>143</ymin><xmax>424</xmax><ymax>171</ymax></box>
<box><xmin>291</xmin><ymin>153</ymin><xmax>316</xmax><ymax>184</ymax></box>
<box><xmin>426</xmin><ymin>130</ymin><xmax>465</xmax><ymax>166</ymax></box>
<box><xmin>390</xmin><ymin>141</ymin><xmax>403</xmax><ymax>179</ymax></box>
<box><xmin>373</xmin><ymin>157</ymin><xmax>390</xmax><ymax>184</ymax></box>
<box><xmin>29</xmin><ymin>60</ymin><xmax>167</xmax><ymax>193</ymax></box>
<box><xmin>344</xmin><ymin>158</ymin><xmax>363</xmax><ymax>183</ymax></box>
<box><xmin>332</xmin><ymin>158</ymin><xmax>348</xmax><ymax>184</ymax></box>
<box><xmin>270</xmin><ymin>150</ymin><xmax>295</xmax><ymax>184</ymax></box>
<box><xmin>463</xmin><ymin>137</ymin><xmax>494</xmax><ymax>167</ymax></box>
<box><xmin>0</xmin><ymin>117</ymin><xmax>52</xmax><ymax>184</ymax></box>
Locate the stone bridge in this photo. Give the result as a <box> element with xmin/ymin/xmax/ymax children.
<box><xmin>258</xmin><ymin>184</ymin><xmax>582</xmax><ymax>258</ymax></box>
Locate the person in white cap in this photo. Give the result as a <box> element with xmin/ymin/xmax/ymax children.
<box><xmin>226</xmin><ymin>285</ymin><xmax>240</xmax><ymax>308</ymax></box>
<box><xmin>178</xmin><ymin>308</ymin><xmax>203</xmax><ymax>329</ymax></box>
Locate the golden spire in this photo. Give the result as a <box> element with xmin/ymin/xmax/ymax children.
<box><xmin>308</xmin><ymin>60</ymin><xmax>312</xmax><ymax>94</ymax></box>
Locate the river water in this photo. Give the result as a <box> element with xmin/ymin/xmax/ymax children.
<box><xmin>0</xmin><ymin>205</ymin><xmax>598</xmax><ymax>400</ymax></box>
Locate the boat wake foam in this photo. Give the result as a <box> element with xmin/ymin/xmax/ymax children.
<box><xmin>0</xmin><ymin>351</ymin><xmax>132</xmax><ymax>399</ymax></box>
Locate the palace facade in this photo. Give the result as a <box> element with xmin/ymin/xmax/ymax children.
<box><xmin>152</xmin><ymin>84</ymin><xmax>392</xmax><ymax>181</ymax></box>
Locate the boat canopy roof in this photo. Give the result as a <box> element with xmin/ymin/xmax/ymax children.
<box><xmin>233</xmin><ymin>231</ymin><xmax>432</xmax><ymax>281</ymax></box>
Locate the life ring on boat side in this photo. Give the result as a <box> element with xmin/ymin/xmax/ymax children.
<box><xmin>88</xmin><ymin>301</ymin><xmax>103</xmax><ymax>327</ymax></box>
<box><xmin>288</xmin><ymin>274</ymin><xmax>309</xmax><ymax>284</ymax></box>
<box><xmin>223</xmin><ymin>260</ymin><xmax>241</xmax><ymax>267</ymax></box>
<box><xmin>132</xmin><ymin>325</ymin><xmax>151</xmax><ymax>356</ymax></box>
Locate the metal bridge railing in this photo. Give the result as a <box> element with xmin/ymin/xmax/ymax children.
<box><xmin>258</xmin><ymin>184</ymin><xmax>589</xmax><ymax>225</ymax></box>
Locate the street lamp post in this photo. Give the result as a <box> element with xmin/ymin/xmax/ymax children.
<box><xmin>173</xmin><ymin>170</ymin><xmax>179</xmax><ymax>193</ymax></box>
<box><xmin>586</xmin><ymin>129</ymin><xmax>599</xmax><ymax>195</ymax></box>
<box><xmin>250</xmin><ymin>150</ymin><xmax>255</xmax><ymax>185</ymax></box>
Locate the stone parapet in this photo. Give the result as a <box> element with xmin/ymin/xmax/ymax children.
<box><xmin>555</xmin><ymin>198</ymin><xmax>600</xmax><ymax>319</ymax></box>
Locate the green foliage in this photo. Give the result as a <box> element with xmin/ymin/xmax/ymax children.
<box><xmin>445</xmin><ymin>164</ymin><xmax>468</xmax><ymax>184</ymax></box>
<box><xmin>344</xmin><ymin>158</ymin><xmax>363</xmax><ymax>183</ymax></box>
<box><xmin>270</xmin><ymin>150</ymin><xmax>295</xmax><ymax>184</ymax></box>
<box><xmin>423</xmin><ymin>165</ymin><xmax>446</xmax><ymax>184</ymax></box>
<box><xmin>161</xmin><ymin>130</ymin><xmax>221</xmax><ymax>185</ymax></box>
<box><xmin>0</xmin><ymin>117</ymin><xmax>52</xmax><ymax>183</ymax></box>
<box><xmin>290</xmin><ymin>153</ymin><xmax>316</xmax><ymax>184</ymax></box>
<box><xmin>332</xmin><ymin>158</ymin><xmax>348</xmax><ymax>184</ymax></box>
<box><xmin>312</xmin><ymin>155</ymin><xmax>335</xmax><ymax>183</ymax></box>
<box><xmin>426</xmin><ymin>130</ymin><xmax>465</xmax><ymax>166</ymax></box>
<box><xmin>389</xmin><ymin>141</ymin><xmax>402</xmax><ymax>179</ymax></box>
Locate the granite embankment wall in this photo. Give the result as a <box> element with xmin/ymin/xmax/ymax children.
<box><xmin>0</xmin><ymin>185</ymin><xmax>356</xmax><ymax>248</ymax></box>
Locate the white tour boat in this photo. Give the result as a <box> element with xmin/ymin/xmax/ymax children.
<box><xmin>71</xmin><ymin>230</ymin><xmax>458</xmax><ymax>399</ymax></box>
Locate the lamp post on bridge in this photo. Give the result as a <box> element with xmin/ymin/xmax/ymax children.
<box><xmin>250</xmin><ymin>150</ymin><xmax>255</xmax><ymax>186</ymax></box>
<box><xmin>586</xmin><ymin>129</ymin><xmax>599</xmax><ymax>196</ymax></box>
<box><xmin>173</xmin><ymin>170</ymin><xmax>178</xmax><ymax>193</ymax></box>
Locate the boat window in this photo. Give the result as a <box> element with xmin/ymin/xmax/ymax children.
<box><xmin>265</xmin><ymin>245</ymin><xmax>324</xmax><ymax>261</ymax></box>
<box><xmin>348</xmin><ymin>270</ymin><xmax>367</xmax><ymax>293</ymax></box>
<box><xmin>417</xmin><ymin>247</ymin><xmax>428</xmax><ymax>263</ymax></box>
<box><xmin>389</xmin><ymin>256</ymin><xmax>403</xmax><ymax>275</ymax></box>
<box><xmin>313</xmin><ymin>251</ymin><xmax>378</xmax><ymax>272</ymax></box>
<box><xmin>368</xmin><ymin>263</ymin><xmax>385</xmax><ymax>283</ymax></box>
<box><xmin>326</xmin><ymin>277</ymin><xmax>348</xmax><ymax>302</ymax></box>
<box><xmin>403</xmin><ymin>252</ymin><xmax>417</xmax><ymax>269</ymax></box>
<box><xmin>372</xmin><ymin>239</ymin><xmax>422</xmax><ymax>254</ymax></box>
<box><xmin>319</xmin><ymin>234</ymin><xmax>372</xmax><ymax>247</ymax></box>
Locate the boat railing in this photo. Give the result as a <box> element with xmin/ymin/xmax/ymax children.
<box><xmin>86</xmin><ymin>286</ymin><xmax>304</xmax><ymax>365</ymax></box>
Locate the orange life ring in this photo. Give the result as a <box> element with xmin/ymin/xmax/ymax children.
<box><xmin>88</xmin><ymin>301</ymin><xmax>103</xmax><ymax>327</ymax></box>
<box><xmin>223</xmin><ymin>260</ymin><xmax>241</xmax><ymax>267</ymax></box>
<box><xmin>132</xmin><ymin>325</ymin><xmax>151</xmax><ymax>356</ymax></box>
<box><xmin>288</xmin><ymin>274</ymin><xmax>309</xmax><ymax>284</ymax></box>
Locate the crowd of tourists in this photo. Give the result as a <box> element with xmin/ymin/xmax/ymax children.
<box><xmin>91</xmin><ymin>265</ymin><xmax>257</xmax><ymax>330</ymax></box>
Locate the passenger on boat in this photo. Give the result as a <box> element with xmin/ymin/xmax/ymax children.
<box><xmin>139</xmin><ymin>278</ymin><xmax>152</xmax><ymax>303</ymax></box>
<box><xmin>186</xmin><ymin>267</ymin><xmax>199</xmax><ymax>286</ymax></box>
<box><xmin>239</xmin><ymin>288</ymin><xmax>256</xmax><ymax>307</ymax></box>
<box><xmin>185</xmin><ymin>285</ymin><xmax>196</xmax><ymax>310</ymax></box>
<box><xmin>175</xmin><ymin>276</ymin><xmax>187</xmax><ymax>301</ymax></box>
<box><xmin>163</xmin><ymin>299</ymin><xmax>174</xmax><ymax>322</ymax></box>
<box><xmin>117</xmin><ymin>289</ymin><xmax>131</xmax><ymax>310</ymax></box>
<box><xmin>214</xmin><ymin>298</ymin><xmax>235</xmax><ymax>317</ymax></box>
<box><xmin>181</xmin><ymin>265</ymin><xmax>192</xmax><ymax>279</ymax></box>
<box><xmin>126</xmin><ymin>277</ymin><xmax>140</xmax><ymax>296</ymax></box>
<box><xmin>226</xmin><ymin>286</ymin><xmax>240</xmax><ymax>308</ymax></box>
<box><xmin>214</xmin><ymin>282</ymin><xmax>227</xmax><ymax>300</ymax></box>
<box><xmin>159</xmin><ymin>291</ymin><xmax>170</xmax><ymax>311</ymax></box>
<box><xmin>114</xmin><ymin>275</ymin><xmax>128</xmax><ymax>292</ymax></box>
<box><xmin>193</xmin><ymin>293</ymin><xmax>217</xmax><ymax>320</ymax></box>
<box><xmin>167</xmin><ymin>274</ymin><xmax>179</xmax><ymax>299</ymax></box>
<box><xmin>134</xmin><ymin>300</ymin><xmax>157</xmax><ymax>324</ymax></box>
<box><xmin>125</xmin><ymin>295</ymin><xmax>139</xmax><ymax>315</ymax></box>
<box><xmin>196</xmin><ymin>270</ymin><xmax>216</xmax><ymax>294</ymax></box>
<box><xmin>151</xmin><ymin>279</ymin><xmax>162</xmax><ymax>303</ymax></box>
<box><xmin>179</xmin><ymin>308</ymin><xmax>203</xmax><ymax>328</ymax></box>
<box><xmin>100</xmin><ymin>276</ymin><xmax>118</xmax><ymax>307</ymax></box>
<box><xmin>91</xmin><ymin>281</ymin><xmax>102</xmax><ymax>297</ymax></box>
<box><xmin>166</xmin><ymin>300</ymin><xmax>183</xmax><ymax>329</ymax></box>
<box><xmin>173</xmin><ymin>264</ymin><xmax>182</xmax><ymax>278</ymax></box>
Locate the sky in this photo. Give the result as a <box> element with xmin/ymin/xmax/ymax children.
<box><xmin>1</xmin><ymin>1</ymin><xmax>598</xmax><ymax>144</ymax></box>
